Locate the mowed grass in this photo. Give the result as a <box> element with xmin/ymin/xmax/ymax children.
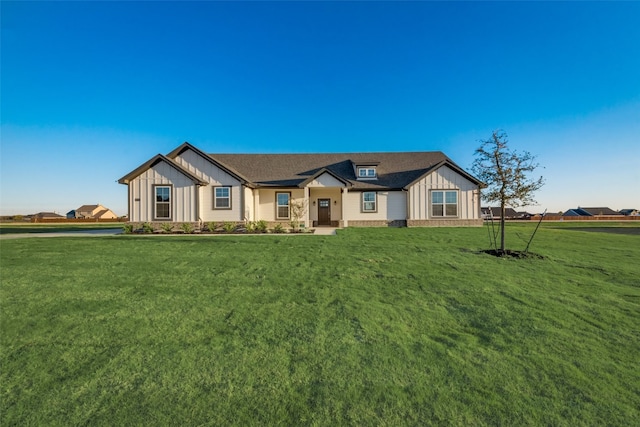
<box><xmin>1</xmin><ymin>224</ymin><xmax>639</xmax><ymax>425</ymax></box>
<box><xmin>0</xmin><ymin>222</ymin><xmax>123</xmax><ymax>234</ymax></box>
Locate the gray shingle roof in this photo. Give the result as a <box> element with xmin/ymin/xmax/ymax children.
<box><xmin>211</xmin><ymin>151</ymin><xmax>479</xmax><ymax>190</ymax></box>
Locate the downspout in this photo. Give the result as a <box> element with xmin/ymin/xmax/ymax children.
<box><xmin>403</xmin><ymin>188</ymin><xmax>410</xmax><ymax>227</ymax></box>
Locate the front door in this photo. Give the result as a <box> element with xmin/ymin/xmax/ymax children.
<box><xmin>318</xmin><ymin>199</ymin><xmax>331</xmax><ymax>226</ymax></box>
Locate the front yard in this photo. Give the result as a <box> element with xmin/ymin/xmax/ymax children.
<box><xmin>1</xmin><ymin>225</ymin><xmax>638</xmax><ymax>425</ymax></box>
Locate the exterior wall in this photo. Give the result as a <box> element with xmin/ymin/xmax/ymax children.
<box><xmin>408</xmin><ymin>219</ymin><xmax>483</xmax><ymax>227</ymax></box>
<box><xmin>244</xmin><ymin>187</ymin><xmax>254</xmax><ymax>221</ymax></box>
<box><xmin>308</xmin><ymin>173</ymin><xmax>344</xmax><ymax>188</ymax></box>
<box><xmin>173</xmin><ymin>149</ymin><xmax>243</xmax><ymax>222</ymax></box>
<box><xmin>343</xmin><ymin>190</ymin><xmax>407</xmax><ymax>222</ymax></box>
<box><xmin>407</xmin><ymin>165</ymin><xmax>480</xmax><ymax>221</ymax></box>
<box><xmin>256</xmin><ymin>188</ymin><xmax>306</xmax><ymax>222</ymax></box>
<box><xmin>128</xmin><ymin>162</ymin><xmax>198</xmax><ymax>222</ymax></box>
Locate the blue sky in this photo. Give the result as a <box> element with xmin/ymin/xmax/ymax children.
<box><xmin>1</xmin><ymin>1</ymin><xmax>638</xmax><ymax>216</ymax></box>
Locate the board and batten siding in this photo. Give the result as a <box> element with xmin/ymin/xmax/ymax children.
<box><xmin>343</xmin><ymin>190</ymin><xmax>407</xmax><ymax>221</ymax></box>
<box><xmin>128</xmin><ymin>162</ymin><xmax>198</xmax><ymax>222</ymax></box>
<box><xmin>173</xmin><ymin>149</ymin><xmax>243</xmax><ymax>222</ymax></box>
<box><xmin>407</xmin><ymin>165</ymin><xmax>480</xmax><ymax>220</ymax></box>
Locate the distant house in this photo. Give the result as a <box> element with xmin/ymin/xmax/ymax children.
<box><xmin>31</xmin><ymin>212</ymin><xmax>65</xmax><ymax>221</ymax></box>
<box><xmin>67</xmin><ymin>204</ymin><xmax>118</xmax><ymax>220</ymax></box>
<box><xmin>563</xmin><ymin>207</ymin><xmax>622</xmax><ymax>217</ymax></box>
<box><xmin>481</xmin><ymin>207</ymin><xmax>520</xmax><ymax>220</ymax></box>
<box><xmin>620</xmin><ymin>209</ymin><xmax>639</xmax><ymax>216</ymax></box>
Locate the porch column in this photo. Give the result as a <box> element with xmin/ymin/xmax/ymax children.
<box><xmin>304</xmin><ymin>186</ymin><xmax>310</xmax><ymax>228</ymax></box>
<box><xmin>341</xmin><ymin>188</ymin><xmax>348</xmax><ymax>227</ymax></box>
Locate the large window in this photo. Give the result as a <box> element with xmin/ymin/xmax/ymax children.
<box><xmin>276</xmin><ymin>192</ymin><xmax>290</xmax><ymax>219</ymax></box>
<box><xmin>431</xmin><ymin>190</ymin><xmax>458</xmax><ymax>217</ymax></box>
<box><xmin>362</xmin><ymin>191</ymin><xmax>377</xmax><ymax>212</ymax></box>
<box><xmin>214</xmin><ymin>186</ymin><xmax>231</xmax><ymax>209</ymax></box>
<box><xmin>154</xmin><ymin>185</ymin><xmax>171</xmax><ymax>220</ymax></box>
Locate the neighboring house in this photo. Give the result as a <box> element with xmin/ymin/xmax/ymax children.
<box><xmin>563</xmin><ymin>207</ymin><xmax>622</xmax><ymax>217</ymax></box>
<box><xmin>620</xmin><ymin>209</ymin><xmax>639</xmax><ymax>216</ymax></box>
<box><xmin>118</xmin><ymin>142</ymin><xmax>485</xmax><ymax>227</ymax></box>
<box><xmin>67</xmin><ymin>204</ymin><xmax>118</xmax><ymax>220</ymax></box>
<box><xmin>31</xmin><ymin>212</ymin><xmax>65</xmax><ymax>220</ymax></box>
<box><xmin>481</xmin><ymin>207</ymin><xmax>520</xmax><ymax>220</ymax></box>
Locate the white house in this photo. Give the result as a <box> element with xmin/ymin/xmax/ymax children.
<box><xmin>118</xmin><ymin>142</ymin><xmax>484</xmax><ymax>228</ymax></box>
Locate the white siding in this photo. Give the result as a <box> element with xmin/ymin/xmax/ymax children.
<box><xmin>129</xmin><ymin>162</ymin><xmax>197</xmax><ymax>222</ymax></box>
<box><xmin>343</xmin><ymin>190</ymin><xmax>407</xmax><ymax>221</ymax></box>
<box><xmin>407</xmin><ymin>165</ymin><xmax>480</xmax><ymax>220</ymax></box>
<box><xmin>174</xmin><ymin>149</ymin><xmax>243</xmax><ymax>222</ymax></box>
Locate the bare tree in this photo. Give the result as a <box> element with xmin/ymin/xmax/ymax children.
<box><xmin>472</xmin><ymin>130</ymin><xmax>544</xmax><ymax>253</ymax></box>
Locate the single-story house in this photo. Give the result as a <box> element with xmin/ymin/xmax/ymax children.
<box><xmin>118</xmin><ymin>142</ymin><xmax>484</xmax><ymax>228</ymax></box>
<box><xmin>67</xmin><ymin>204</ymin><xmax>118</xmax><ymax>220</ymax></box>
<box><xmin>481</xmin><ymin>207</ymin><xmax>521</xmax><ymax>220</ymax></box>
<box><xmin>620</xmin><ymin>209</ymin><xmax>639</xmax><ymax>216</ymax></box>
<box><xmin>31</xmin><ymin>212</ymin><xmax>65</xmax><ymax>221</ymax></box>
<box><xmin>563</xmin><ymin>207</ymin><xmax>622</xmax><ymax>217</ymax></box>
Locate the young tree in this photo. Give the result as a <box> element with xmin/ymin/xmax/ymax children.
<box><xmin>472</xmin><ymin>130</ymin><xmax>544</xmax><ymax>253</ymax></box>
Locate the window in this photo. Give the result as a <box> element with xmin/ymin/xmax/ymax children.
<box><xmin>362</xmin><ymin>192</ymin><xmax>377</xmax><ymax>212</ymax></box>
<box><xmin>154</xmin><ymin>185</ymin><xmax>171</xmax><ymax>219</ymax></box>
<box><xmin>431</xmin><ymin>190</ymin><xmax>458</xmax><ymax>217</ymax></box>
<box><xmin>357</xmin><ymin>167</ymin><xmax>377</xmax><ymax>178</ymax></box>
<box><xmin>276</xmin><ymin>192</ymin><xmax>290</xmax><ymax>219</ymax></box>
<box><xmin>214</xmin><ymin>186</ymin><xmax>231</xmax><ymax>209</ymax></box>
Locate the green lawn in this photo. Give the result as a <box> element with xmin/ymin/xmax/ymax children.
<box><xmin>0</xmin><ymin>222</ymin><xmax>123</xmax><ymax>234</ymax></box>
<box><xmin>1</xmin><ymin>224</ymin><xmax>639</xmax><ymax>425</ymax></box>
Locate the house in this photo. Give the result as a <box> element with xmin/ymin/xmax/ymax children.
<box><xmin>31</xmin><ymin>212</ymin><xmax>65</xmax><ymax>221</ymax></box>
<box><xmin>563</xmin><ymin>207</ymin><xmax>622</xmax><ymax>217</ymax></box>
<box><xmin>67</xmin><ymin>204</ymin><xmax>118</xmax><ymax>220</ymax></box>
<box><xmin>620</xmin><ymin>209</ymin><xmax>639</xmax><ymax>216</ymax></box>
<box><xmin>481</xmin><ymin>207</ymin><xmax>520</xmax><ymax>220</ymax></box>
<box><xmin>118</xmin><ymin>142</ymin><xmax>484</xmax><ymax>228</ymax></box>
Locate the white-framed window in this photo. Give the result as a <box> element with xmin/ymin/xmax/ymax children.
<box><xmin>362</xmin><ymin>191</ymin><xmax>377</xmax><ymax>212</ymax></box>
<box><xmin>213</xmin><ymin>186</ymin><xmax>231</xmax><ymax>209</ymax></box>
<box><xmin>431</xmin><ymin>190</ymin><xmax>458</xmax><ymax>217</ymax></box>
<box><xmin>154</xmin><ymin>185</ymin><xmax>172</xmax><ymax>220</ymax></box>
<box><xmin>357</xmin><ymin>167</ymin><xmax>377</xmax><ymax>179</ymax></box>
<box><xmin>276</xmin><ymin>192</ymin><xmax>290</xmax><ymax>219</ymax></box>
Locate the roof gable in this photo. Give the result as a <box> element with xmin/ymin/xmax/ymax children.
<box><xmin>118</xmin><ymin>154</ymin><xmax>208</xmax><ymax>185</ymax></box>
<box><xmin>166</xmin><ymin>142</ymin><xmax>251</xmax><ymax>186</ymax></box>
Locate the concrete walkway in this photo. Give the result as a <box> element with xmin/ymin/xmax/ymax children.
<box><xmin>312</xmin><ymin>227</ymin><xmax>338</xmax><ymax>235</ymax></box>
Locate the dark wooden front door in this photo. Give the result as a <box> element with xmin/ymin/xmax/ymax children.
<box><xmin>318</xmin><ymin>199</ymin><xmax>331</xmax><ymax>226</ymax></box>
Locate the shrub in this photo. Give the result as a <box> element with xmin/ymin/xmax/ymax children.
<box><xmin>256</xmin><ymin>220</ymin><xmax>268</xmax><ymax>233</ymax></box>
<box><xmin>123</xmin><ymin>224</ymin><xmax>134</xmax><ymax>234</ymax></box>
<box><xmin>160</xmin><ymin>223</ymin><xmax>173</xmax><ymax>233</ymax></box>
<box><xmin>245</xmin><ymin>221</ymin><xmax>256</xmax><ymax>234</ymax></box>
<box><xmin>272</xmin><ymin>223</ymin><xmax>285</xmax><ymax>234</ymax></box>
<box><xmin>222</xmin><ymin>222</ymin><xmax>236</xmax><ymax>233</ymax></box>
<box><xmin>207</xmin><ymin>222</ymin><xmax>217</xmax><ymax>233</ymax></box>
<box><xmin>142</xmin><ymin>222</ymin><xmax>154</xmax><ymax>234</ymax></box>
<box><xmin>180</xmin><ymin>223</ymin><xmax>194</xmax><ymax>234</ymax></box>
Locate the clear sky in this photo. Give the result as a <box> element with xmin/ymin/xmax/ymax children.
<box><xmin>1</xmin><ymin>1</ymin><xmax>639</xmax><ymax>216</ymax></box>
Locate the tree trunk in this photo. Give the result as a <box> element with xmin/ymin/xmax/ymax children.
<box><xmin>500</xmin><ymin>201</ymin><xmax>506</xmax><ymax>253</ymax></box>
